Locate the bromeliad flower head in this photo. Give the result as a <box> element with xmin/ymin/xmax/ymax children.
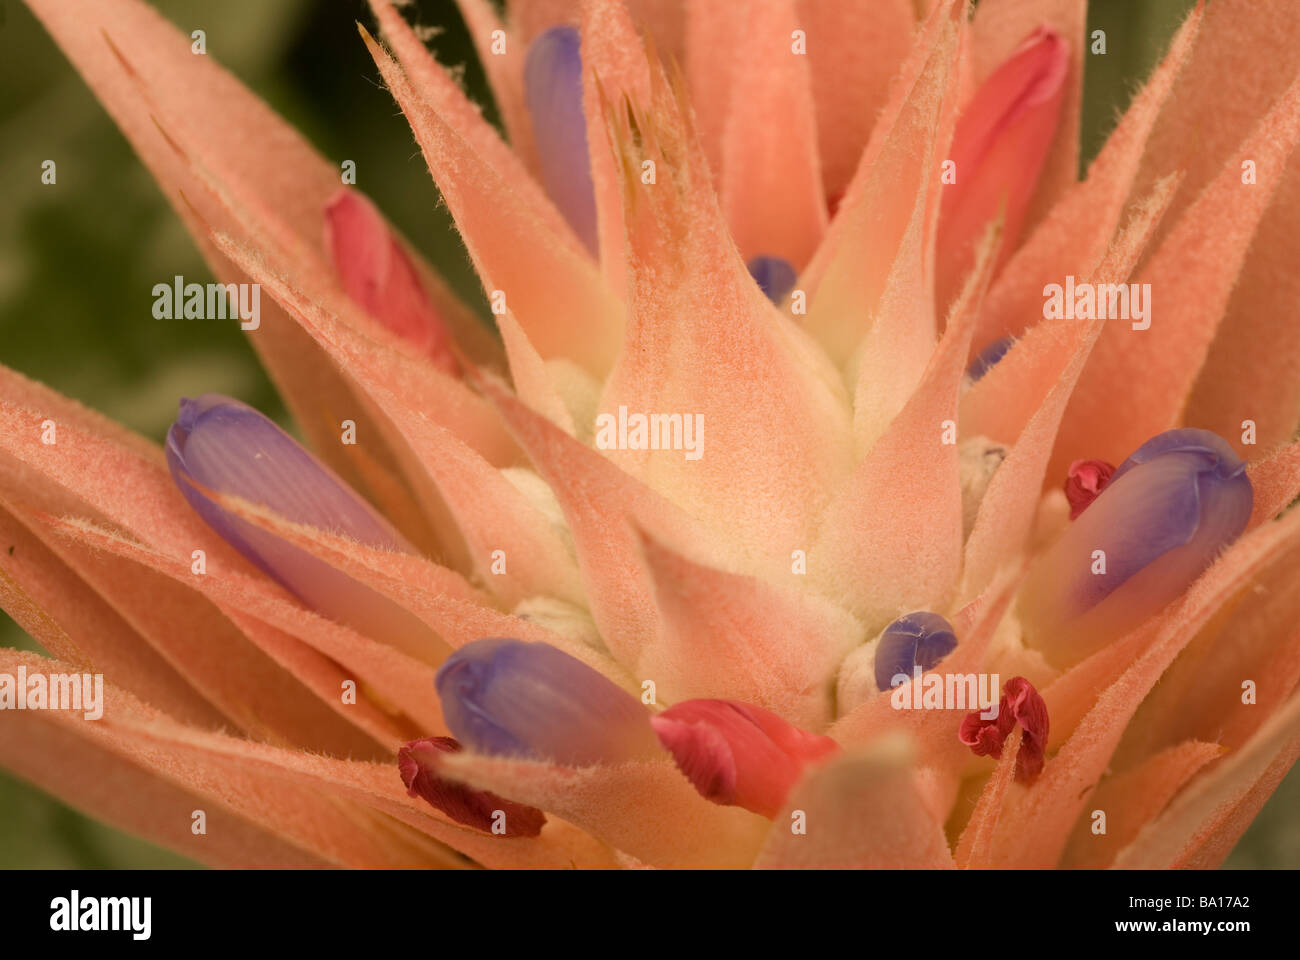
<box><xmin>4</xmin><ymin>0</ymin><xmax>1300</xmax><ymax>872</ymax></box>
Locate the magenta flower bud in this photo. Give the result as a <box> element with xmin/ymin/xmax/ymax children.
<box><xmin>324</xmin><ymin>188</ymin><xmax>459</xmax><ymax>376</ymax></box>
<box><xmin>435</xmin><ymin>638</ymin><xmax>659</xmax><ymax>765</ymax></box>
<box><xmin>166</xmin><ymin>394</ymin><xmax>426</xmax><ymax>643</ymax></box>
<box><xmin>1063</xmin><ymin>458</ymin><xmax>1116</xmax><ymax>519</ymax></box>
<box><xmin>959</xmin><ymin>676</ymin><xmax>1049</xmax><ymax>784</ymax></box>
<box><xmin>651</xmin><ymin>698</ymin><xmax>839</xmax><ymax>818</ymax></box>
<box><xmin>398</xmin><ymin>736</ymin><xmax>547</xmax><ymax>837</ymax></box>
<box><xmin>1020</xmin><ymin>429</ymin><xmax>1252</xmax><ymax>665</ymax></box>
<box><xmin>524</xmin><ymin>25</ymin><xmax>598</xmax><ymax>255</ymax></box>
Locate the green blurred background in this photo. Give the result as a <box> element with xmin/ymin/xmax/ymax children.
<box><xmin>0</xmin><ymin>0</ymin><xmax>1296</xmax><ymax>867</ymax></box>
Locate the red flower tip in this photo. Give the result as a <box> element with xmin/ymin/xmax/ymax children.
<box><xmin>937</xmin><ymin>26</ymin><xmax>1069</xmax><ymax>307</ymax></box>
<box><xmin>958</xmin><ymin>706</ymin><xmax>1012</xmax><ymax>758</ymax></box>
<box><xmin>1064</xmin><ymin>458</ymin><xmax>1116</xmax><ymax>519</ymax></box>
<box><xmin>958</xmin><ymin>676</ymin><xmax>1049</xmax><ymax>783</ymax></box>
<box><xmin>324</xmin><ymin>187</ymin><xmax>459</xmax><ymax>376</ymax></box>
<box><xmin>651</xmin><ymin>699</ymin><xmax>839</xmax><ymax>819</ymax></box>
<box><xmin>397</xmin><ymin>736</ymin><xmax>546</xmax><ymax>837</ymax></box>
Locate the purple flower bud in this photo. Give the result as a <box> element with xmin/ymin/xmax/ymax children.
<box><xmin>525</xmin><ymin>25</ymin><xmax>598</xmax><ymax>256</ymax></box>
<box><xmin>966</xmin><ymin>336</ymin><xmax>1015</xmax><ymax>381</ymax></box>
<box><xmin>747</xmin><ymin>255</ymin><xmax>797</xmax><ymax>303</ymax></box>
<box><xmin>874</xmin><ymin>611</ymin><xmax>958</xmax><ymax>691</ymax></box>
<box><xmin>166</xmin><ymin>395</ymin><xmax>429</xmax><ymax>645</ymax></box>
<box><xmin>167</xmin><ymin>395</ymin><xmax>406</xmax><ymax>552</ymax></box>
<box><xmin>435</xmin><ymin>637</ymin><xmax>659</xmax><ymax>765</ymax></box>
<box><xmin>1020</xmin><ymin>428</ymin><xmax>1252</xmax><ymax>664</ymax></box>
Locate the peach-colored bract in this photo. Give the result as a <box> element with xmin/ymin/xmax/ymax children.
<box><xmin>2</xmin><ymin>0</ymin><xmax>1299</xmax><ymax>869</ymax></box>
